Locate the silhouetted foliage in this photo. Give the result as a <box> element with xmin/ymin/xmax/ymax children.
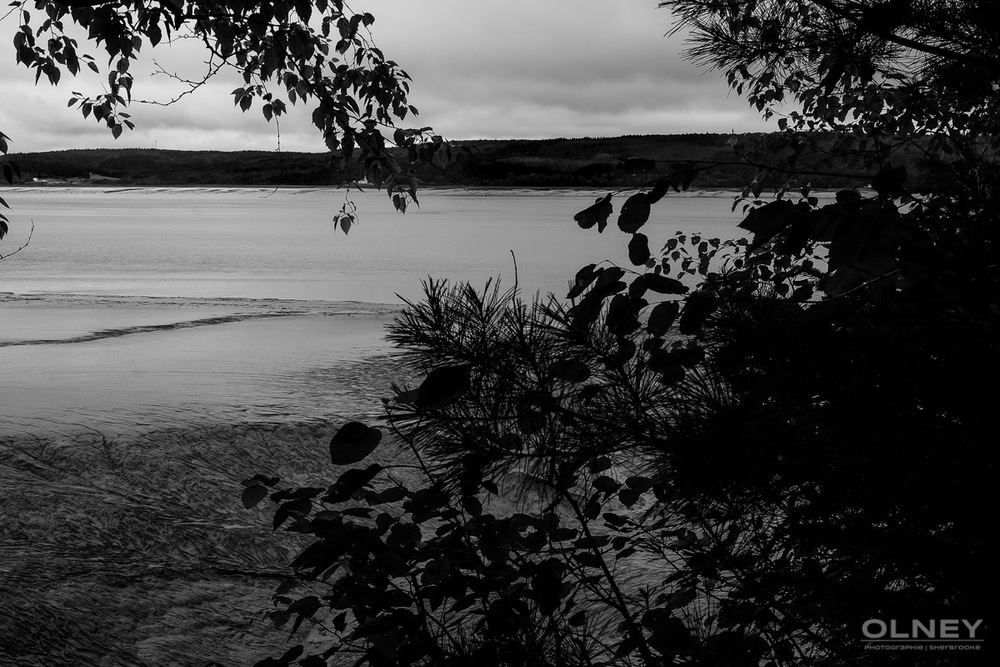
<box><xmin>247</xmin><ymin>2</ymin><xmax>996</xmax><ymax>665</ymax></box>
<box><xmin>0</xmin><ymin>131</ymin><xmax>16</xmax><ymax>241</ymax></box>
<box><xmin>0</xmin><ymin>0</ymin><xmax>465</xmax><ymax>246</ymax></box>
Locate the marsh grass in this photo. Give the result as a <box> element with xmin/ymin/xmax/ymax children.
<box><xmin>0</xmin><ymin>357</ymin><xmax>401</xmax><ymax>665</ymax></box>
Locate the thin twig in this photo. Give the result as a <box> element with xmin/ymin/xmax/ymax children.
<box><xmin>0</xmin><ymin>220</ymin><xmax>34</xmax><ymax>261</ymax></box>
<box><xmin>136</xmin><ymin>57</ymin><xmax>225</xmax><ymax>107</ymax></box>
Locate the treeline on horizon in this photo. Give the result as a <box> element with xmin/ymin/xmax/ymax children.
<box><xmin>9</xmin><ymin>132</ymin><xmax>920</xmax><ymax>189</ymax></box>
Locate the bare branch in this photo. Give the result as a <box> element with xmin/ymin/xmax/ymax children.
<box><xmin>0</xmin><ymin>220</ymin><xmax>35</xmax><ymax>261</ymax></box>
<box><xmin>135</xmin><ymin>57</ymin><xmax>225</xmax><ymax>107</ymax></box>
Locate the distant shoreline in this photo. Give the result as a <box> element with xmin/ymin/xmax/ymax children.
<box><xmin>5</xmin><ymin>133</ymin><xmax>888</xmax><ymax>189</ymax></box>
<box><xmin>5</xmin><ymin>182</ymin><xmax>741</xmax><ymax>195</ymax></box>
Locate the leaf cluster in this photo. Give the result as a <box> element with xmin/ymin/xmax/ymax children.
<box><xmin>664</xmin><ymin>0</ymin><xmax>1000</xmax><ymax>207</ymax></box>
<box><xmin>249</xmin><ymin>101</ymin><xmax>997</xmax><ymax>667</ymax></box>
<box><xmin>244</xmin><ymin>3</ymin><xmax>998</xmax><ymax>666</ymax></box>
<box><xmin>7</xmin><ymin>0</ymin><xmax>463</xmax><ymax>216</ymax></box>
<box><xmin>0</xmin><ymin>129</ymin><xmax>22</xmax><ymax>245</ymax></box>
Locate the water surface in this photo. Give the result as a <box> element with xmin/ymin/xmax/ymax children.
<box><xmin>1</xmin><ymin>186</ymin><xmax>742</xmax><ymax>435</ymax></box>
<box><xmin>1</xmin><ymin>186</ymin><xmax>741</xmax><ymax>302</ymax></box>
<box><xmin>0</xmin><ymin>186</ymin><xmax>744</xmax><ymax>666</ymax></box>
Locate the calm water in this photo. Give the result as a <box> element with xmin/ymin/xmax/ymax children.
<box><xmin>0</xmin><ymin>187</ymin><xmax>744</xmax><ymax>665</ymax></box>
<box><xmin>0</xmin><ymin>186</ymin><xmax>741</xmax><ymax>302</ymax></box>
<box><xmin>0</xmin><ymin>186</ymin><xmax>742</xmax><ymax>435</ymax></box>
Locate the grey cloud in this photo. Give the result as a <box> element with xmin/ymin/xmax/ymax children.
<box><xmin>1</xmin><ymin>0</ymin><xmax>772</xmax><ymax>152</ymax></box>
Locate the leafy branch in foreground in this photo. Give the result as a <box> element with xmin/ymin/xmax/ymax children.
<box><xmin>2</xmin><ymin>0</ymin><xmax>464</xmax><ymax>243</ymax></box>
<box><xmin>244</xmin><ymin>1</ymin><xmax>997</xmax><ymax>665</ymax></box>
<box><xmin>0</xmin><ymin>130</ymin><xmax>24</xmax><ymax>249</ymax></box>
<box><xmin>246</xmin><ymin>168</ymin><xmax>996</xmax><ymax>664</ymax></box>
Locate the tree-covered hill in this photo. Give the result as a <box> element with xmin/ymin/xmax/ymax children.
<box><xmin>10</xmin><ymin>132</ymin><xmax>918</xmax><ymax>189</ymax></box>
<box><xmin>8</xmin><ymin>148</ymin><xmax>334</xmax><ymax>186</ymax></box>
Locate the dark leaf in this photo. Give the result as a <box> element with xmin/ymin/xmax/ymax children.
<box><xmin>613</xmin><ymin>338</ymin><xmax>637</xmax><ymax>365</ymax></box>
<box><xmin>835</xmin><ymin>188</ymin><xmax>863</xmax><ymax>206</ymax></box>
<box><xmin>461</xmin><ymin>495</ymin><xmax>482</xmax><ymax>517</ymax></box>
<box><xmin>587</xmin><ymin>455</ymin><xmax>612</xmax><ymax>473</ymax></box>
<box><xmin>614</xmin><ymin>634</ymin><xmax>639</xmax><ymax>659</ymax></box>
<box><xmin>243</xmin><ymin>473</ymin><xmax>280</xmax><ymax>487</ymax></box>
<box><xmin>647</xmin><ymin>180</ymin><xmax>670</xmax><ymax>204</ymax></box>
<box><xmin>550</xmin><ymin>527</ymin><xmax>579</xmax><ymax>541</ymax></box>
<box><xmin>416</xmin><ymin>364</ymin><xmax>472</xmax><ymax>409</ymax></box>
<box><xmin>275</xmin><ymin>580</ymin><xmax>299</xmax><ymax>596</ymax></box>
<box><xmin>606</xmin><ymin>294</ymin><xmax>641</xmax><ymax>337</ymax></box>
<box><xmin>645</xmin><ymin>273</ymin><xmax>688</xmax><ymax>294</ymax></box>
<box><xmin>593</xmin><ymin>476</ymin><xmax>621</xmax><ymax>494</ymax></box>
<box><xmin>392</xmin><ymin>194</ymin><xmax>407</xmax><ymax>214</ymax></box>
<box><xmin>661</xmin><ymin>587</ymin><xmax>697</xmax><ymax>611</ymax></box>
<box><xmin>791</xmin><ymin>284</ymin><xmax>814</xmax><ymax>301</ymax></box>
<box><xmin>618</xmin><ymin>487</ymin><xmax>642</xmax><ymax>508</ymax></box>
<box><xmin>628</xmin><ymin>273</ymin><xmax>649</xmax><ymax>298</ymax></box>
<box><xmin>739</xmin><ymin>200</ymin><xmax>811</xmax><ymax>250</ymax></box>
<box><xmin>369</xmin><ymin>486</ymin><xmax>408</xmax><ymax>505</ymax></box>
<box><xmin>326</xmin><ymin>463</ymin><xmax>383</xmax><ymax>502</ymax></box>
<box><xmin>578</xmin><ymin>384</ymin><xmax>605</xmax><ymax>403</ymax></box>
<box><xmin>241</xmin><ymin>484</ymin><xmax>268</xmax><ymax>509</ymax></box>
<box><xmin>592</xmin><ymin>266</ymin><xmax>627</xmax><ymax>293</ymax></box>
<box><xmin>329</xmin><ymin>421</ymin><xmax>382</xmax><ymax>465</ymax></box>
<box><xmin>280</xmin><ymin>644</ymin><xmax>306</xmax><ymax>663</ymax></box>
<box><xmin>271</xmin><ymin>487</ymin><xmax>323</xmax><ymax>502</ymax></box>
<box><xmin>574</xmin><ymin>194</ymin><xmax>613</xmax><ymax>232</ymax></box>
<box><xmin>678</xmin><ymin>290</ymin><xmax>718</xmax><ymax>334</ymax></box>
<box><xmin>625</xmin><ymin>475</ymin><xmax>654</xmax><ymax>492</ymax></box>
<box><xmin>871</xmin><ymin>164</ymin><xmax>908</xmax><ymax>197</ymax></box>
<box><xmin>647</xmin><ymin>301</ymin><xmax>679</xmax><ymax>335</ymax></box>
<box><xmin>287</xmin><ymin>598</ymin><xmax>322</xmax><ymax>638</ymax></box>
<box><xmin>618</xmin><ymin>192</ymin><xmax>651</xmax><ymax>233</ymax></box>
<box><xmin>647</xmin><ymin>351</ymin><xmax>686</xmax><ymax>384</ymax></box>
<box><xmin>567</xmin><ymin>263</ymin><xmax>599</xmax><ymax>300</ymax></box>
<box><xmin>570</xmin><ymin>292</ymin><xmax>607</xmax><ymax>328</ymax></box>
<box><xmin>628</xmin><ymin>233</ymin><xmax>650</xmax><ymax>266</ymax></box>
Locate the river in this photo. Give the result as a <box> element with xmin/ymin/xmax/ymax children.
<box><xmin>0</xmin><ymin>186</ymin><xmax>742</xmax><ymax>666</ymax></box>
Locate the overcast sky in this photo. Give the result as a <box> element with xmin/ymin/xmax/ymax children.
<box><xmin>0</xmin><ymin>0</ymin><xmax>773</xmax><ymax>153</ymax></box>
